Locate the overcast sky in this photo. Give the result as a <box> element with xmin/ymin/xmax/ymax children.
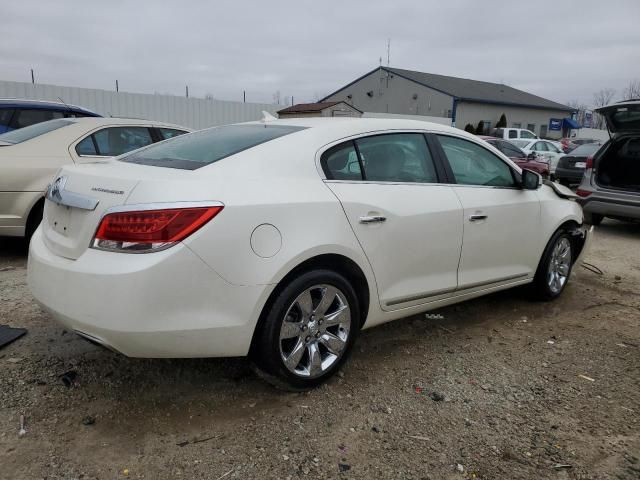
<box><xmin>2</xmin><ymin>1</ymin><xmax>639</xmax><ymax>107</ymax></box>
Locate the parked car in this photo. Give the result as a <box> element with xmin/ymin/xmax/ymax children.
<box><xmin>560</xmin><ymin>137</ymin><xmax>600</xmax><ymax>154</ymax></box>
<box><xmin>555</xmin><ymin>143</ymin><xmax>601</xmax><ymax>186</ymax></box>
<box><xmin>479</xmin><ymin>136</ymin><xmax>550</xmax><ymax>177</ymax></box>
<box><xmin>510</xmin><ymin>139</ymin><xmax>566</xmax><ymax>177</ymax></box>
<box><xmin>0</xmin><ymin>98</ymin><xmax>100</xmax><ymax>134</ymax></box>
<box><xmin>27</xmin><ymin>118</ymin><xmax>590</xmax><ymax>390</ymax></box>
<box><xmin>577</xmin><ymin>100</ymin><xmax>640</xmax><ymax>225</ymax></box>
<box><xmin>0</xmin><ymin>117</ymin><xmax>190</xmax><ymax>238</ymax></box>
<box><xmin>492</xmin><ymin>127</ymin><xmax>538</xmax><ymax>140</ymax></box>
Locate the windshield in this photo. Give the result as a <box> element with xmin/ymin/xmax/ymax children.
<box><xmin>0</xmin><ymin>118</ymin><xmax>73</xmax><ymax>144</ymax></box>
<box><xmin>121</xmin><ymin>124</ymin><xmax>307</xmax><ymax>170</ymax></box>
<box><xmin>570</xmin><ymin>143</ymin><xmax>600</xmax><ymax>156</ymax></box>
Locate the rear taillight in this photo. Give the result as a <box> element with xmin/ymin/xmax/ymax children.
<box><xmin>576</xmin><ymin>189</ymin><xmax>592</xmax><ymax>198</ymax></box>
<box><xmin>586</xmin><ymin>156</ymin><xmax>593</xmax><ymax>169</ymax></box>
<box><xmin>92</xmin><ymin>205</ymin><xmax>223</xmax><ymax>252</ymax></box>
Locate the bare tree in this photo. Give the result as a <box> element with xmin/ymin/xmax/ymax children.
<box><xmin>565</xmin><ymin>99</ymin><xmax>588</xmax><ymax>127</ymax></box>
<box><xmin>592</xmin><ymin>88</ymin><xmax>616</xmax><ymax>129</ymax></box>
<box><xmin>622</xmin><ymin>80</ymin><xmax>640</xmax><ymax>100</ymax></box>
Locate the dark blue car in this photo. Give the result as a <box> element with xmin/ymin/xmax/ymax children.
<box><xmin>0</xmin><ymin>99</ymin><xmax>100</xmax><ymax>134</ymax></box>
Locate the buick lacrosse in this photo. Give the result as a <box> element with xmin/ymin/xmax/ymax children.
<box><xmin>28</xmin><ymin>117</ymin><xmax>590</xmax><ymax>389</ymax></box>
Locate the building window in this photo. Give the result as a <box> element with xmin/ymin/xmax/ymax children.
<box><xmin>482</xmin><ymin>121</ymin><xmax>491</xmax><ymax>134</ymax></box>
<box><xmin>445</xmin><ymin>109</ymin><xmax>452</xmax><ymax>118</ymax></box>
<box><xmin>527</xmin><ymin>123</ymin><xmax>536</xmax><ymax>133</ymax></box>
<box><xmin>512</xmin><ymin>122</ymin><xmax>522</xmax><ymax>128</ymax></box>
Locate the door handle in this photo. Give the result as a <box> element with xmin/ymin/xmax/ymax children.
<box><xmin>469</xmin><ymin>214</ymin><xmax>488</xmax><ymax>222</ymax></box>
<box><xmin>359</xmin><ymin>215</ymin><xmax>387</xmax><ymax>224</ymax></box>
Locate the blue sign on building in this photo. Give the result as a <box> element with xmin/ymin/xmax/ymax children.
<box><xmin>549</xmin><ymin>118</ymin><xmax>562</xmax><ymax>131</ymax></box>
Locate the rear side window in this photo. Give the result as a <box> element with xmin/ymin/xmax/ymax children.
<box><xmin>0</xmin><ymin>108</ymin><xmax>14</xmax><ymax>127</ymax></box>
<box><xmin>437</xmin><ymin>135</ymin><xmax>515</xmax><ymax>187</ymax></box>
<box><xmin>122</xmin><ymin>124</ymin><xmax>306</xmax><ymax>170</ymax></box>
<box><xmin>92</xmin><ymin>127</ymin><xmax>154</xmax><ymax>156</ymax></box>
<box><xmin>75</xmin><ymin>136</ymin><xmax>98</xmax><ymax>155</ymax></box>
<box><xmin>0</xmin><ymin>119</ymin><xmax>73</xmax><ymax>144</ymax></box>
<box><xmin>499</xmin><ymin>141</ymin><xmax>525</xmax><ymax>158</ymax></box>
<box><xmin>322</xmin><ymin>142</ymin><xmax>362</xmax><ymax>180</ymax></box>
<box><xmin>159</xmin><ymin>128</ymin><xmax>188</xmax><ymax>140</ymax></box>
<box><xmin>356</xmin><ymin>133</ymin><xmax>437</xmax><ymax>183</ymax></box>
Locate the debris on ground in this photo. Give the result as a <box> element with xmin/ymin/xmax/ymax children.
<box><xmin>81</xmin><ymin>416</ymin><xmax>95</xmax><ymax>426</ymax></box>
<box><xmin>456</xmin><ymin>463</ymin><xmax>465</xmax><ymax>473</ymax></box>
<box><xmin>18</xmin><ymin>415</ymin><xmax>26</xmax><ymax>437</ymax></box>
<box><xmin>578</xmin><ymin>374</ymin><xmax>595</xmax><ymax>382</ymax></box>
<box><xmin>552</xmin><ymin>464</ymin><xmax>573</xmax><ymax>470</ymax></box>
<box><xmin>59</xmin><ymin>370</ymin><xmax>78</xmax><ymax>388</ymax></box>
<box><xmin>0</xmin><ymin>325</ymin><xmax>27</xmax><ymax>350</ymax></box>
<box><xmin>338</xmin><ymin>463</ymin><xmax>351</xmax><ymax>472</ymax></box>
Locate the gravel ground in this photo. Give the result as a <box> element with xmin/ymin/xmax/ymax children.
<box><xmin>1</xmin><ymin>220</ymin><xmax>638</xmax><ymax>480</ymax></box>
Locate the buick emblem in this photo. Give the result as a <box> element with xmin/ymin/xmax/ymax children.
<box><xmin>48</xmin><ymin>175</ymin><xmax>67</xmax><ymax>203</ymax></box>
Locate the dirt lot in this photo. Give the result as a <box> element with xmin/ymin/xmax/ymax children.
<box><xmin>1</xmin><ymin>220</ymin><xmax>638</xmax><ymax>480</ymax></box>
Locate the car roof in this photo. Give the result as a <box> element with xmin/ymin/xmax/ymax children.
<box><xmin>0</xmin><ymin>98</ymin><xmax>100</xmax><ymax>115</ymax></box>
<box><xmin>236</xmin><ymin>117</ymin><xmax>465</xmax><ymax>145</ymax></box>
<box><xmin>61</xmin><ymin>117</ymin><xmax>192</xmax><ymax>130</ymax></box>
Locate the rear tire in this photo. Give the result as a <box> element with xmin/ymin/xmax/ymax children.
<box><xmin>251</xmin><ymin>269</ymin><xmax>360</xmax><ymax>391</ymax></box>
<box><xmin>25</xmin><ymin>201</ymin><xmax>44</xmax><ymax>242</ymax></box>
<box><xmin>531</xmin><ymin>230</ymin><xmax>574</xmax><ymax>301</ymax></box>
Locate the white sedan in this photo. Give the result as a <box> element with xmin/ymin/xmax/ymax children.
<box><xmin>510</xmin><ymin>139</ymin><xmax>566</xmax><ymax>176</ymax></box>
<box><xmin>0</xmin><ymin>117</ymin><xmax>190</xmax><ymax>238</ymax></box>
<box><xmin>28</xmin><ymin>118</ymin><xmax>590</xmax><ymax>390</ymax></box>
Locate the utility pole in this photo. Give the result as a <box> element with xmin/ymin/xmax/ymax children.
<box><xmin>115</xmin><ymin>80</ymin><xmax>119</xmax><ymax>92</ymax></box>
<box><xmin>387</xmin><ymin>38</ymin><xmax>391</xmax><ymax>67</ymax></box>
<box><xmin>30</xmin><ymin>69</ymin><xmax>35</xmax><ymax>84</ymax></box>
<box><xmin>185</xmin><ymin>85</ymin><xmax>189</xmax><ymax>98</ymax></box>
<box><xmin>243</xmin><ymin>90</ymin><xmax>246</xmax><ymax>103</ymax></box>
<box><xmin>291</xmin><ymin>95</ymin><xmax>294</xmax><ymax>105</ymax></box>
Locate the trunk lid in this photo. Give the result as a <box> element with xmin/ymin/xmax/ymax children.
<box><xmin>42</xmin><ymin>160</ymin><xmax>199</xmax><ymax>259</ymax></box>
<box><xmin>596</xmin><ymin>100</ymin><xmax>640</xmax><ymax>134</ymax></box>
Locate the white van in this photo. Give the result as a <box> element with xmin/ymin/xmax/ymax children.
<box><xmin>492</xmin><ymin>128</ymin><xmax>538</xmax><ymax>140</ymax></box>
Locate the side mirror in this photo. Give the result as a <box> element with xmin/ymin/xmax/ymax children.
<box><xmin>521</xmin><ymin>168</ymin><xmax>541</xmax><ymax>190</ymax></box>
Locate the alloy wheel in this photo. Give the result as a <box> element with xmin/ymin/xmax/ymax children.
<box><xmin>547</xmin><ymin>237</ymin><xmax>572</xmax><ymax>294</ymax></box>
<box><xmin>279</xmin><ymin>284</ymin><xmax>351</xmax><ymax>378</ymax></box>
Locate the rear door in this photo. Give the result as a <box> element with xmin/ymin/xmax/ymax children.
<box><xmin>322</xmin><ymin>132</ymin><xmax>463</xmax><ymax>310</ymax></box>
<box><xmin>596</xmin><ymin>101</ymin><xmax>640</xmax><ymax>134</ymax></box>
<box><xmin>433</xmin><ymin>134</ymin><xmax>541</xmax><ymax>289</ymax></box>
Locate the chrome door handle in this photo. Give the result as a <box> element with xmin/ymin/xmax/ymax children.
<box><xmin>469</xmin><ymin>214</ymin><xmax>488</xmax><ymax>222</ymax></box>
<box><xmin>359</xmin><ymin>215</ymin><xmax>387</xmax><ymax>224</ymax></box>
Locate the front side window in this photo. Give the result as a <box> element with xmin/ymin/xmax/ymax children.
<box><xmin>0</xmin><ymin>119</ymin><xmax>73</xmax><ymax>144</ymax></box>
<box><xmin>122</xmin><ymin>124</ymin><xmax>306</xmax><ymax>170</ymax></box>
<box><xmin>532</xmin><ymin>141</ymin><xmax>548</xmax><ymax>152</ymax></box>
<box><xmin>545</xmin><ymin>142</ymin><xmax>561</xmax><ymax>153</ymax></box>
<box><xmin>355</xmin><ymin>133</ymin><xmax>438</xmax><ymax>183</ymax></box>
<box><xmin>437</xmin><ymin>135</ymin><xmax>515</xmax><ymax>187</ymax></box>
<box><xmin>92</xmin><ymin>127</ymin><xmax>153</xmax><ymax>157</ymax></box>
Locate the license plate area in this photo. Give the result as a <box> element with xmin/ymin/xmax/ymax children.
<box><xmin>574</xmin><ymin>162</ymin><xmax>586</xmax><ymax>168</ymax></box>
<box><xmin>48</xmin><ymin>204</ymin><xmax>73</xmax><ymax>237</ymax></box>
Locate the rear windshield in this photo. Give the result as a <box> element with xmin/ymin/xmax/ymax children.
<box><xmin>570</xmin><ymin>144</ymin><xmax>600</xmax><ymax>156</ymax></box>
<box><xmin>509</xmin><ymin>139</ymin><xmax>531</xmax><ymax>148</ymax></box>
<box><xmin>608</xmin><ymin>106</ymin><xmax>640</xmax><ymax>131</ymax></box>
<box><xmin>121</xmin><ymin>124</ymin><xmax>307</xmax><ymax>170</ymax></box>
<box><xmin>0</xmin><ymin>118</ymin><xmax>73</xmax><ymax>144</ymax></box>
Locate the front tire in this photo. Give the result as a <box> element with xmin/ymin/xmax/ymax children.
<box><xmin>532</xmin><ymin>230</ymin><xmax>574</xmax><ymax>300</ymax></box>
<box><xmin>251</xmin><ymin>269</ymin><xmax>360</xmax><ymax>390</ymax></box>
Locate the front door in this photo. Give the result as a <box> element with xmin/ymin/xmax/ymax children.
<box><xmin>434</xmin><ymin>134</ymin><xmax>541</xmax><ymax>289</ymax></box>
<box><xmin>322</xmin><ymin>132</ymin><xmax>463</xmax><ymax>310</ymax></box>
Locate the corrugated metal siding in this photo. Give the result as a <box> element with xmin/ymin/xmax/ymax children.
<box><xmin>0</xmin><ymin>80</ymin><xmax>282</xmax><ymax>130</ymax></box>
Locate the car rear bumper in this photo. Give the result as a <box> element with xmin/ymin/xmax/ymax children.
<box><xmin>27</xmin><ymin>227</ymin><xmax>272</xmax><ymax>358</ymax></box>
<box><xmin>580</xmin><ymin>195</ymin><xmax>640</xmax><ymax>220</ymax></box>
<box><xmin>555</xmin><ymin>167</ymin><xmax>584</xmax><ymax>183</ymax></box>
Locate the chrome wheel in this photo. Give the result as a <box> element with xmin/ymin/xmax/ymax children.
<box><xmin>279</xmin><ymin>284</ymin><xmax>351</xmax><ymax>378</ymax></box>
<box><xmin>547</xmin><ymin>237</ymin><xmax>572</xmax><ymax>294</ymax></box>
